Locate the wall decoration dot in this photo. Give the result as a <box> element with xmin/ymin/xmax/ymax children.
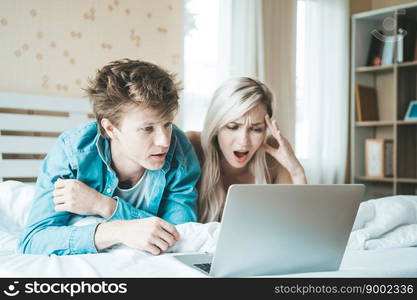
<box><xmin>168</xmin><ymin>4</ymin><xmax>173</xmax><ymax>10</ymax></box>
<box><xmin>114</xmin><ymin>0</ymin><xmax>119</xmax><ymax>6</ymax></box>
<box><xmin>22</xmin><ymin>44</ymin><xmax>29</xmax><ymax>51</ymax></box>
<box><xmin>36</xmin><ymin>53</ymin><xmax>43</xmax><ymax>60</ymax></box>
<box><xmin>157</xmin><ymin>27</ymin><xmax>167</xmax><ymax>33</ymax></box>
<box><xmin>108</xmin><ymin>5</ymin><xmax>113</xmax><ymax>11</ymax></box>
<box><xmin>50</xmin><ymin>41</ymin><xmax>56</xmax><ymax>48</ymax></box>
<box><xmin>129</xmin><ymin>30</ymin><xmax>141</xmax><ymax>48</ymax></box>
<box><xmin>1</xmin><ymin>18</ymin><xmax>7</xmax><ymax>26</ymax></box>
<box><xmin>41</xmin><ymin>76</ymin><xmax>49</xmax><ymax>89</ymax></box>
<box><xmin>14</xmin><ymin>50</ymin><xmax>21</xmax><ymax>57</ymax></box>
<box><xmin>69</xmin><ymin>58</ymin><xmax>76</xmax><ymax>64</ymax></box>
<box><xmin>63</xmin><ymin>50</ymin><xmax>69</xmax><ymax>57</ymax></box>
<box><xmin>70</xmin><ymin>31</ymin><xmax>82</xmax><ymax>38</ymax></box>
<box><xmin>56</xmin><ymin>84</ymin><xmax>68</xmax><ymax>91</ymax></box>
<box><xmin>83</xmin><ymin>8</ymin><xmax>96</xmax><ymax>21</ymax></box>
<box><xmin>75</xmin><ymin>79</ymin><xmax>81</xmax><ymax>86</ymax></box>
<box><xmin>146</xmin><ymin>12</ymin><xmax>152</xmax><ymax>19</ymax></box>
<box><xmin>125</xmin><ymin>9</ymin><xmax>130</xmax><ymax>15</ymax></box>
<box><xmin>101</xmin><ymin>43</ymin><xmax>112</xmax><ymax>50</ymax></box>
<box><xmin>36</xmin><ymin>32</ymin><xmax>43</xmax><ymax>39</ymax></box>
<box><xmin>30</xmin><ymin>9</ymin><xmax>37</xmax><ymax>17</ymax></box>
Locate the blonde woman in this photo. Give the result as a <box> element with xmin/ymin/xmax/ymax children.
<box><xmin>187</xmin><ymin>77</ymin><xmax>307</xmax><ymax>223</ymax></box>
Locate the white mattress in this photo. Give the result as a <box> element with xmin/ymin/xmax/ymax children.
<box><xmin>1</xmin><ymin>247</ymin><xmax>417</xmax><ymax>278</ymax></box>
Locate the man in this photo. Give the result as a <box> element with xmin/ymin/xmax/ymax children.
<box><xmin>19</xmin><ymin>59</ymin><xmax>201</xmax><ymax>256</ymax></box>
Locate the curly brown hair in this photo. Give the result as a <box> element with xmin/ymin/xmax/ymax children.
<box><xmin>85</xmin><ymin>58</ymin><xmax>180</xmax><ymax>138</ymax></box>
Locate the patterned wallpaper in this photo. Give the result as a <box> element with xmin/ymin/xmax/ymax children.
<box><xmin>0</xmin><ymin>0</ymin><xmax>183</xmax><ymax>97</ymax></box>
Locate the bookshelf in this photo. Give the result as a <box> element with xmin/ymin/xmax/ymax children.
<box><xmin>351</xmin><ymin>2</ymin><xmax>417</xmax><ymax>200</ymax></box>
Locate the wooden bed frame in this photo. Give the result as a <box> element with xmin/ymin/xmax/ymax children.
<box><xmin>0</xmin><ymin>92</ymin><xmax>93</xmax><ymax>182</ymax></box>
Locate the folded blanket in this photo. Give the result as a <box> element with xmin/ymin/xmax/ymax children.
<box><xmin>168</xmin><ymin>222</ymin><xmax>220</xmax><ymax>253</ymax></box>
<box><xmin>347</xmin><ymin>195</ymin><xmax>417</xmax><ymax>250</ymax></box>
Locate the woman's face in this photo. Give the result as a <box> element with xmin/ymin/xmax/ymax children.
<box><xmin>217</xmin><ymin>104</ymin><xmax>268</xmax><ymax>169</ymax></box>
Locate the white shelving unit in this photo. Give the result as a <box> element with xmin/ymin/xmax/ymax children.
<box><xmin>351</xmin><ymin>2</ymin><xmax>417</xmax><ymax>199</ymax></box>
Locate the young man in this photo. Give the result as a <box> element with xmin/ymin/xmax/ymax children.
<box><xmin>19</xmin><ymin>59</ymin><xmax>201</xmax><ymax>256</ymax></box>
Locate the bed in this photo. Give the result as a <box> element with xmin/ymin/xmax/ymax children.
<box><xmin>1</xmin><ymin>92</ymin><xmax>417</xmax><ymax>278</ymax></box>
<box><xmin>1</xmin><ymin>180</ymin><xmax>417</xmax><ymax>278</ymax></box>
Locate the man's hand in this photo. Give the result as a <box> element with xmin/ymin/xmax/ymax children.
<box><xmin>53</xmin><ymin>178</ymin><xmax>116</xmax><ymax>218</ymax></box>
<box><xmin>94</xmin><ymin>217</ymin><xmax>180</xmax><ymax>255</ymax></box>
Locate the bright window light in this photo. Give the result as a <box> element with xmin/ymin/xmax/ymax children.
<box><xmin>182</xmin><ymin>0</ymin><xmax>220</xmax><ymax>131</ymax></box>
<box><xmin>295</xmin><ymin>0</ymin><xmax>308</xmax><ymax>160</ymax></box>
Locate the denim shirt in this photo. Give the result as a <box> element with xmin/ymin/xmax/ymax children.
<box><xmin>19</xmin><ymin>121</ymin><xmax>201</xmax><ymax>256</ymax></box>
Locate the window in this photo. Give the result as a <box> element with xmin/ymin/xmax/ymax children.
<box><xmin>295</xmin><ymin>0</ymin><xmax>308</xmax><ymax>160</ymax></box>
<box><xmin>182</xmin><ymin>0</ymin><xmax>220</xmax><ymax>131</ymax></box>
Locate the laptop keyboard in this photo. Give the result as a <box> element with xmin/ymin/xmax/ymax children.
<box><xmin>194</xmin><ymin>263</ymin><xmax>212</xmax><ymax>273</ymax></box>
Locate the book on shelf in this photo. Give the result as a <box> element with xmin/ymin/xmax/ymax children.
<box><xmin>355</xmin><ymin>85</ymin><xmax>379</xmax><ymax>122</ymax></box>
<box><xmin>366</xmin><ymin>30</ymin><xmax>384</xmax><ymax>66</ymax></box>
<box><xmin>384</xmin><ymin>140</ymin><xmax>393</xmax><ymax>177</ymax></box>
<box><xmin>414</xmin><ymin>38</ymin><xmax>417</xmax><ymax>61</ymax></box>
<box><xmin>397</xmin><ymin>15</ymin><xmax>417</xmax><ymax>62</ymax></box>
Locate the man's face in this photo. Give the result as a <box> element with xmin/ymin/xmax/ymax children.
<box><xmin>111</xmin><ymin>106</ymin><xmax>174</xmax><ymax>170</ymax></box>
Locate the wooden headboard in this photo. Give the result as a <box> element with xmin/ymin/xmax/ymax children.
<box><xmin>0</xmin><ymin>92</ymin><xmax>93</xmax><ymax>183</ymax></box>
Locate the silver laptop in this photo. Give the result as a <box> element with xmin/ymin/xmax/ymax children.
<box><xmin>174</xmin><ymin>184</ymin><xmax>364</xmax><ymax>277</ymax></box>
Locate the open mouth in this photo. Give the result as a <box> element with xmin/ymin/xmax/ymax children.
<box><xmin>233</xmin><ymin>151</ymin><xmax>249</xmax><ymax>162</ymax></box>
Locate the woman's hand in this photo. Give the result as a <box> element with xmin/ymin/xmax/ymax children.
<box><xmin>262</xmin><ymin>115</ymin><xmax>307</xmax><ymax>183</ymax></box>
<box><xmin>53</xmin><ymin>179</ymin><xmax>116</xmax><ymax>218</ymax></box>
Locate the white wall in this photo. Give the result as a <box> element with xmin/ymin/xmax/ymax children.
<box><xmin>0</xmin><ymin>0</ymin><xmax>183</xmax><ymax>97</ymax></box>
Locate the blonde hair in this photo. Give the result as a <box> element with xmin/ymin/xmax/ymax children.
<box><xmin>199</xmin><ymin>77</ymin><xmax>274</xmax><ymax>223</ymax></box>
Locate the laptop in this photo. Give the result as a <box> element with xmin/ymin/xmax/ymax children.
<box><xmin>174</xmin><ymin>184</ymin><xmax>364</xmax><ymax>277</ymax></box>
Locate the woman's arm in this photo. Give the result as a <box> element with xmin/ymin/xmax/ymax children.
<box><xmin>263</xmin><ymin>115</ymin><xmax>307</xmax><ymax>184</ymax></box>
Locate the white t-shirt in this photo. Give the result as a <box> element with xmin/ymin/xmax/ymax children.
<box><xmin>114</xmin><ymin>170</ymin><xmax>150</xmax><ymax>210</ymax></box>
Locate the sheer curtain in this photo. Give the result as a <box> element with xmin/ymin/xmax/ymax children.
<box><xmin>181</xmin><ymin>0</ymin><xmax>264</xmax><ymax>131</ymax></box>
<box><xmin>217</xmin><ymin>0</ymin><xmax>265</xmax><ymax>81</ymax></box>
<box><xmin>296</xmin><ymin>0</ymin><xmax>349</xmax><ymax>184</ymax></box>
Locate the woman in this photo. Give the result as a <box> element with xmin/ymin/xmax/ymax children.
<box><xmin>187</xmin><ymin>77</ymin><xmax>307</xmax><ymax>223</ymax></box>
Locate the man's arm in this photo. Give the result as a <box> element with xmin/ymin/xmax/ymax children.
<box><xmin>94</xmin><ymin>217</ymin><xmax>180</xmax><ymax>255</ymax></box>
<box><xmin>19</xmin><ymin>138</ymin><xmax>99</xmax><ymax>255</ymax></box>
<box><xmin>52</xmin><ymin>177</ymin><xmax>157</xmax><ymax>221</ymax></box>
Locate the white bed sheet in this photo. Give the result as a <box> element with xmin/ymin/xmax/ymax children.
<box><xmin>1</xmin><ymin>247</ymin><xmax>417</xmax><ymax>278</ymax></box>
<box><xmin>1</xmin><ymin>181</ymin><xmax>417</xmax><ymax>278</ymax></box>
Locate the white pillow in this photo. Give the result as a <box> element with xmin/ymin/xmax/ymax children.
<box><xmin>0</xmin><ymin>180</ymin><xmax>35</xmax><ymax>232</ymax></box>
<box><xmin>0</xmin><ymin>180</ymin><xmax>36</xmax><ymax>252</ymax></box>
